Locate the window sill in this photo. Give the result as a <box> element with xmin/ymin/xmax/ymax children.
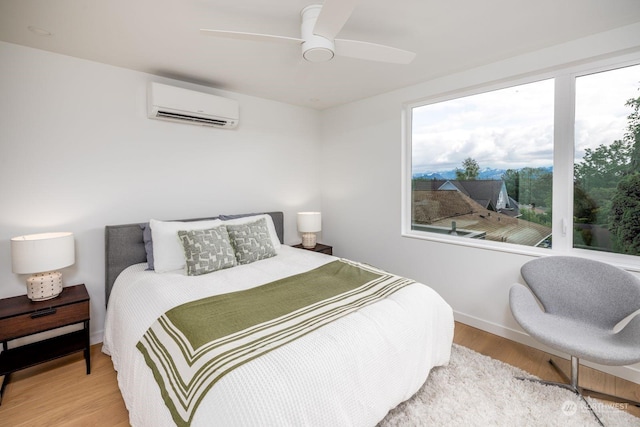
<box><xmin>401</xmin><ymin>230</ymin><xmax>640</xmax><ymax>274</ymax></box>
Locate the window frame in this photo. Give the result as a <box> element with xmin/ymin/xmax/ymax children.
<box><xmin>402</xmin><ymin>53</ymin><xmax>640</xmax><ymax>272</ymax></box>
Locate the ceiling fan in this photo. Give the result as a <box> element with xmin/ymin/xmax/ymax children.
<box><xmin>200</xmin><ymin>0</ymin><xmax>416</xmax><ymax>64</ymax></box>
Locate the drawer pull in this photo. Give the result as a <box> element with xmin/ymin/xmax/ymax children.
<box><xmin>30</xmin><ymin>308</ymin><xmax>57</xmax><ymax>319</ymax></box>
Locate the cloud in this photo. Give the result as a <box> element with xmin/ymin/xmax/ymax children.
<box><xmin>412</xmin><ymin>79</ymin><xmax>554</xmax><ymax>172</ymax></box>
<box><xmin>411</xmin><ymin>64</ymin><xmax>640</xmax><ymax>175</ymax></box>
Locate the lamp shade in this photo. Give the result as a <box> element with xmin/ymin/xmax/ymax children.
<box><xmin>297</xmin><ymin>212</ymin><xmax>321</xmax><ymax>233</ymax></box>
<box><xmin>11</xmin><ymin>232</ymin><xmax>75</xmax><ymax>274</ymax></box>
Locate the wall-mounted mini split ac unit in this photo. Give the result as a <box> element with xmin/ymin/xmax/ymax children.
<box><xmin>147</xmin><ymin>82</ymin><xmax>239</xmax><ymax>129</ymax></box>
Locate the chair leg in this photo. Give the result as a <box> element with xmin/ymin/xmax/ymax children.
<box><xmin>517</xmin><ymin>354</ymin><xmax>640</xmax><ymax>425</ymax></box>
<box><xmin>548</xmin><ymin>356</ymin><xmax>640</xmax><ymax>407</ymax></box>
<box><xmin>517</xmin><ymin>356</ymin><xmax>604</xmax><ymax>426</ymax></box>
<box><xmin>551</xmin><ymin>356</ymin><xmax>605</xmax><ymax>426</ymax></box>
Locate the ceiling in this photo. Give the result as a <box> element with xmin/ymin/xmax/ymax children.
<box><xmin>1</xmin><ymin>0</ymin><xmax>640</xmax><ymax>110</ymax></box>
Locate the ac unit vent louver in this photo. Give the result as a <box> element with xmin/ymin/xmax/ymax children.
<box><xmin>155</xmin><ymin>111</ymin><xmax>230</xmax><ymax>127</ymax></box>
<box><xmin>147</xmin><ymin>82</ymin><xmax>239</xmax><ymax>129</ymax></box>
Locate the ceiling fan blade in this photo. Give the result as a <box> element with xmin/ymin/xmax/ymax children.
<box><xmin>312</xmin><ymin>0</ymin><xmax>359</xmax><ymax>40</ymax></box>
<box><xmin>334</xmin><ymin>38</ymin><xmax>416</xmax><ymax>64</ymax></box>
<box><xmin>200</xmin><ymin>29</ymin><xmax>303</xmax><ymax>45</ymax></box>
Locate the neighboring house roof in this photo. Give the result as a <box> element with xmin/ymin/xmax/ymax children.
<box><xmin>413</xmin><ymin>190</ymin><xmax>476</xmax><ymax>223</ymax></box>
<box><xmin>412</xmin><ymin>190</ymin><xmax>551</xmax><ymax>247</ymax></box>
<box><xmin>455</xmin><ymin>180</ymin><xmax>504</xmax><ymax>210</ymax></box>
<box><xmin>413</xmin><ymin>180</ymin><xmax>448</xmax><ymax>191</ymax></box>
<box><xmin>413</xmin><ymin>179</ymin><xmax>519</xmax><ymax>216</ymax></box>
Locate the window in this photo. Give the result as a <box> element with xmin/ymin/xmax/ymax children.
<box><xmin>410</xmin><ymin>79</ymin><xmax>555</xmax><ymax>248</ymax></box>
<box><xmin>406</xmin><ymin>60</ymin><xmax>640</xmax><ymax>259</ymax></box>
<box><xmin>574</xmin><ymin>64</ymin><xmax>640</xmax><ymax>255</ymax></box>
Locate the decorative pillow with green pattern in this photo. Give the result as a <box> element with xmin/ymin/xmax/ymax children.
<box><xmin>226</xmin><ymin>218</ymin><xmax>277</xmax><ymax>265</ymax></box>
<box><xmin>178</xmin><ymin>226</ymin><xmax>237</xmax><ymax>276</ymax></box>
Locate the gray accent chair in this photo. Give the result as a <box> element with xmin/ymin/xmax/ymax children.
<box><xmin>510</xmin><ymin>256</ymin><xmax>640</xmax><ymax>425</ymax></box>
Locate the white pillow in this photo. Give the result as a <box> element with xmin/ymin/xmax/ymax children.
<box><xmin>221</xmin><ymin>214</ymin><xmax>281</xmax><ymax>250</ymax></box>
<box><xmin>150</xmin><ymin>218</ymin><xmax>222</xmax><ymax>273</ymax></box>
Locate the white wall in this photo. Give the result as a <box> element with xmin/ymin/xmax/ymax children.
<box><xmin>320</xmin><ymin>23</ymin><xmax>640</xmax><ymax>383</ymax></box>
<box><xmin>0</xmin><ymin>41</ymin><xmax>322</xmax><ymax>343</ymax></box>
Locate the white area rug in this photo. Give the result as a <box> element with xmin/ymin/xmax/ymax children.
<box><xmin>379</xmin><ymin>344</ymin><xmax>640</xmax><ymax>427</ymax></box>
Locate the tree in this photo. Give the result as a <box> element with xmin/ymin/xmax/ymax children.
<box><xmin>609</xmin><ymin>93</ymin><xmax>640</xmax><ymax>254</ymax></box>
<box><xmin>573</xmin><ymin>185</ymin><xmax>598</xmax><ymax>247</ymax></box>
<box><xmin>574</xmin><ymin>139</ymin><xmax>632</xmax><ymax>189</ymax></box>
<box><xmin>502</xmin><ymin>167</ymin><xmax>552</xmax><ymax>207</ymax></box>
<box><xmin>610</xmin><ymin>174</ymin><xmax>640</xmax><ymax>254</ymax></box>
<box><xmin>455</xmin><ymin>157</ymin><xmax>480</xmax><ymax>180</ymax></box>
<box><xmin>574</xmin><ymin>140</ymin><xmax>632</xmax><ymax>228</ymax></box>
<box><xmin>574</xmin><ymin>139</ymin><xmax>632</xmax><ymax>220</ymax></box>
<box><xmin>626</xmin><ymin>95</ymin><xmax>640</xmax><ymax>170</ymax></box>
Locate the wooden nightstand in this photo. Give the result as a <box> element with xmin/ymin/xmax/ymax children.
<box><xmin>292</xmin><ymin>243</ymin><xmax>333</xmax><ymax>256</ymax></box>
<box><xmin>0</xmin><ymin>284</ymin><xmax>90</xmax><ymax>404</ymax></box>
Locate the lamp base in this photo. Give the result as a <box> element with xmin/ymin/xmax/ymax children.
<box><xmin>26</xmin><ymin>271</ymin><xmax>63</xmax><ymax>301</ymax></box>
<box><xmin>301</xmin><ymin>232</ymin><xmax>317</xmax><ymax>249</ymax></box>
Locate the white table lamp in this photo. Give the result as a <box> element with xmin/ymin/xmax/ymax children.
<box><xmin>297</xmin><ymin>212</ymin><xmax>321</xmax><ymax>249</ymax></box>
<box><xmin>11</xmin><ymin>232</ymin><xmax>75</xmax><ymax>301</ymax></box>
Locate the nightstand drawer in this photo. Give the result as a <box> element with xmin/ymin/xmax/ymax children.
<box><xmin>0</xmin><ymin>301</ymin><xmax>89</xmax><ymax>342</ymax></box>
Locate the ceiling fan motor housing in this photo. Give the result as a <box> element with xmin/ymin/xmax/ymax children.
<box><xmin>301</xmin><ymin>5</ymin><xmax>334</xmax><ymax>62</ymax></box>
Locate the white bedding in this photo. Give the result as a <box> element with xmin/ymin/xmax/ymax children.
<box><xmin>102</xmin><ymin>246</ymin><xmax>454</xmax><ymax>427</ymax></box>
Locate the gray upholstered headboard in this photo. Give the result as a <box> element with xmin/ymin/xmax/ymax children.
<box><xmin>104</xmin><ymin>211</ymin><xmax>284</xmax><ymax>306</ymax></box>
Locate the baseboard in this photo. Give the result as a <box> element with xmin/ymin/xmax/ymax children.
<box><xmin>454</xmin><ymin>311</ymin><xmax>640</xmax><ymax>385</ymax></box>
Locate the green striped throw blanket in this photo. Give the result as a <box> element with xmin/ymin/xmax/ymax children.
<box><xmin>137</xmin><ymin>259</ymin><xmax>416</xmax><ymax>426</ymax></box>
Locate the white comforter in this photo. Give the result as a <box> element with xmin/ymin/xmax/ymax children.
<box><xmin>102</xmin><ymin>246</ymin><xmax>454</xmax><ymax>427</ymax></box>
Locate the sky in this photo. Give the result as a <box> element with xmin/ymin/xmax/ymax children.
<box><xmin>411</xmin><ymin>63</ymin><xmax>640</xmax><ymax>175</ymax></box>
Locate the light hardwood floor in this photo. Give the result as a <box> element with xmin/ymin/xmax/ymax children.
<box><xmin>0</xmin><ymin>322</ymin><xmax>638</xmax><ymax>425</ymax></box>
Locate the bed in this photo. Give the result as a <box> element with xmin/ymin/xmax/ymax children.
<box><xmin>102</xmin><ymin>212</ymin><xmax>454</xmax><ymax>426</ymax></box>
